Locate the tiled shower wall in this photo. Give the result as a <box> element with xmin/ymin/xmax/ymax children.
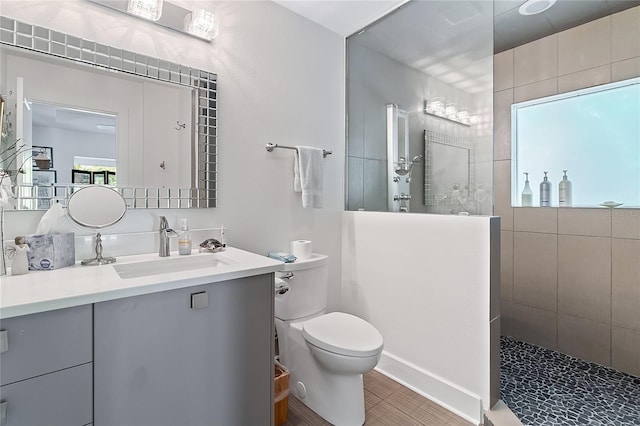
<box><xmin>494</xmin><ymin>6</ymin><xmax>640</xmax><ymax>377</ymax></box>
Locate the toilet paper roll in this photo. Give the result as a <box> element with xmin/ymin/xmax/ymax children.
<box><xmin>291</xmin><ymin>240</ymin><xmax>312</xmax><ymax>260</ymax></box>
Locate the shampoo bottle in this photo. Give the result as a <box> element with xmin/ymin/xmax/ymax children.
<box><xmin>178</xmin><ymin>218</ymin><xmax>192</xmax><ymax>255</ymax></box>
<box><xmin>558</xmin><ymin>170</ymin><xmax>573</xmax><ymax>207</ymax></box>
<box><xmin>521</xmin><ymin>172</ymin><xmax>533</xmax><ymax>207</ymax></box>
<box><xmin>540</xmin><ymin>171</ymin><xmax>551</xmax><ymax>207</ymax></box>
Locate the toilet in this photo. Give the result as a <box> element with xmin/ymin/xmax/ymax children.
<box><xmin>274</xmin><ymin>254</ymin><xmax>383</xmax><ymax>426</ymax></box>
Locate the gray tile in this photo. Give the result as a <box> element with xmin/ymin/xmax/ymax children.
<box><xmin>612</xmin><ymin>57</ymin><xmax>640</xmax><ymax>81</ymax></box>
<box><xmin>493</xmin><ymin>89</ymin><xmax>513</xmax><ymax>161</ymax></box>
<box><xmin>612</xmin><ymin>6</ymin><xmax>640</xmax><ymax>62</ymax></box>
<box><xmin>511</xmin><ymin>303</ymin><xmax>557</xmax><ymax>349</ymax></box>
<box><xmin>514</xmin><ymin>207</ymin><xmax>557</xmax><ymax>234</ymax></box>
<box><xmin>558</xmin><ymin>314</ymin><xmax>611</xmax><ymax>366</ymax></box>
<box><xmin>494</xmin><ymin>50</ymin><xmax>514</xmax><ymax>92</ymax></box>
<box><xmin>363</xmin><ymin>159</ymin><xmax>387</xmax><ymax>212</ymax></box>
<box><xmin>494</xmin><ymin>160</ymin><xmax>513</xmax><ymax>231</ymax></box>
<box><xmin>347</xmin><ymin>157</ymin><xmax>364</xmax><ymax>211</ymax></box>
<box><xmin>558</xmin><ymin>208</ymin><xmax>612</xmax><ymax>237</ymax></box>
<box><xmin>612</xmin><ymin>326</ymin><xmax>640</xmax><ymax>377</ymax></box>
<box><xmin>501</xmin><ymin>300</ymin><xmax>514</xmax><ymax>337</ymax></box>
<box><xmin>513</xmin><ymin>78</ymin><xmax>557</xmax><ymax>103</ymax></box>
<box><xmin>558</xmin><ymin>235</ymin><xmax>612</xmax><ymax>323</ymax></box>
<box><xmin>513</xmin><ymin>232</ymin><xmax>558</xmax><ymax>311</ymax></box>
<box><xmin>558</xmin><ymin>16</ymin><xmax>611</xmax><ymax>75</ymax></box>
<box><xmin>490</xmin><ymin>317</ymin><xmax>501</xmax><ymax>408</ymax></box>
<box><xmin>501</xmin><ymin>230</ymin><xmax>514</xmax><ymax>301</ymax></box>
<box><xmin>612</xmin><ymin>238</ymin><xmax>640</xmax><ymax>330</ymax></box>
<box><xmin>612</xmin><ymin>209</ymin><xmax>640</xmax><ymax>239</ymax></box>
<box><xmin>514</xmin><ymin>34</ymin><xmax>558</xmax><ymax>86</ymax></box>
<box><xmin>558</xmin><ymin>65</ymin><xmax>611</xmax><ymax>93</ymax></box>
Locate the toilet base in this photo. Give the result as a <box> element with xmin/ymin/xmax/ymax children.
<box><xmin>276</xmin><ymin>318</ymin><xmax>367</xmax><ymax>426</ymax></box>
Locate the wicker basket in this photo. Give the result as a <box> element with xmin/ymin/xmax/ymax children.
<box><xmin>275</xmin><ymin>361</ymin><xmax>290</xmax><ymax>426</ymax></box>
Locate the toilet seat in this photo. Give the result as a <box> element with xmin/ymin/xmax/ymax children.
<box><xmin>302</xmin><ymin>312</ymin><xmax>383</xmax><ymax>357</ymax></box>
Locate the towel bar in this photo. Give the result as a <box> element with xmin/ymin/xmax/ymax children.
<box><xmin>265</xmin><ymin>143</ymin><xmax>332</xmax><ymax>158</ymax></box>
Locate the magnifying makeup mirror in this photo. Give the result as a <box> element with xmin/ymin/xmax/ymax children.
<box><xmin>67</xmin><ymin>186</ymin><xmax>127</xmax><ymax>265</ymax></box>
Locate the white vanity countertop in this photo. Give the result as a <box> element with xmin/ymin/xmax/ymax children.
<box><xmin>0</xmin><ymin>247</ymin><xmax>284</xmax><ymax>319</ymax></box>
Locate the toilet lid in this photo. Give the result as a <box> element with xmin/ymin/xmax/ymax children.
<box><xmin>302</xmin><ymin>312</ymin><xmax>383</xmax><ymax>357</ymax></box>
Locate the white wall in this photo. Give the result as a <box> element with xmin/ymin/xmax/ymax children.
<box><xmin>341</xmin><ymin>211</ymin><xmax>497</xmax><ymax>424</ymax></box>
<box><xmin>1</xmin><ymin>0</ymin><xmax>345</xmax><ymax>308</ymax></box>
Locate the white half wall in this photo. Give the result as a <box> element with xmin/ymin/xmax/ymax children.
<box><xmin>1</xmin><ymin>1</ymin><xmax>345</xmax><ymax>308</ymax></box>
<box><xmin>341</xmin><ymin>211</ymin><xmax>498</xmax><ymax>424</ymax></box>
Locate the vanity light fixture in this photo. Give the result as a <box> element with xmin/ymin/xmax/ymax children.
<box><xmin>127</xmin><ymin>0</ymin><xmax>163</xmax><ymax>22</ymax></box>
<box><xmin>88</xmin><ymin>0</ymin><xmax>218</xmax><ymax>41</ymax></box>
<box><xmin>423</xmin><ymin>99</ymin><xmax>478</xmax><ymax>126</ymax></box>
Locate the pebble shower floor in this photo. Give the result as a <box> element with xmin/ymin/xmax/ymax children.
<box><xmin>500</xmin><ymin>336</ymin><xmax>640</xmax><ymax>426</ymax></box>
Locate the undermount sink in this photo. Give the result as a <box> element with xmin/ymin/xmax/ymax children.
<box><xmin>113</xmin><ymin>254</ymin><xmax>230</xmax><ymax>279</ymax></box>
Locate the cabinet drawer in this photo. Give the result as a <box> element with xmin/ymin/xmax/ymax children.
<box><xmin>0</xmin><ymin>305</ymin><xmax>92</xmax><ymax>385</ymax></box>
<box><xmin>0</xmin><ymin>362</ymin><xmax>92</xmax><ymax>426</ymax></box>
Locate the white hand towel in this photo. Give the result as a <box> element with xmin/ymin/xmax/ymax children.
<box><xmin>294</xmin><ymin>146</ymin><xmax>324</xmax><ymax>208</ymax></box>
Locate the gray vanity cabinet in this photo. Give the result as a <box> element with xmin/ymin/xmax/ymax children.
<box><xmin>0</xmin><ymin>305</ymin><xmax>93</xmax><ymax>426</ymax></box>
<box><xmin>93</xmin><ymin>274</ymin><xmax>275</xmax><ymax>426</ymax></box>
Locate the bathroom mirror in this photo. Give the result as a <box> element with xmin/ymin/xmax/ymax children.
<box><xmin>0</xmin><ymin>16</ymin><xmax>217</xmax><ymax>210</ymax></box>
<box><xmin>67</xmin><ymin>185</ymin><xmax>127</xmax><ymax>265</ymax></box>
<box><xmin>424</xmin><ymin>130</ymin><xmax>477</xmax><ymax>214</ymax></box>
<box><xmin>511</xmin><ymin>77</ymin><xmax>640</xmax><ymax>208</ymax></box>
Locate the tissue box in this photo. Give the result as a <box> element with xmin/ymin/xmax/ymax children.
<box><xmin>26</xmin><ymin>233</ymin><xmax>76</xmax><ymax>270</ymax></box>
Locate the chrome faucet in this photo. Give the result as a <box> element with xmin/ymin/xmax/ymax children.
<box><xmin>158</xmin><ymin>216</ymin><xmax>178</xmax><ymax>257</ymax></box>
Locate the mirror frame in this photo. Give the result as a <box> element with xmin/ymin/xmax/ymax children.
<box><xmin>67</xmin><ymin>185</ymin><xmax>127</xmax><ymax>229</ymax></box>
<box><xmin>424</xmin><ymin>129</ymin><xmax>474</xmax><ymax>206</ymax></box>
<box><xmin>0</xmin><ymin>16</ymin><xmax>217</xmax><ymax>208</ymax></box>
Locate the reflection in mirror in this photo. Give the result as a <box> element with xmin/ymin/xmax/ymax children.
<box><xmin>0</xmin><ymin>16</ymin><xmax>218</xmax><ymax>210</ymax></box>
<box><xmin>67</xmin><ymin>185</ymin><xmax>127</xmax><ymax>265</ymax></box>
<box><xmin>511</xmin><ymin>77</ymin><xmax>640</xmax><ymax>208</ymax></box>
<box><xmin>386</xmin><ymin>104</ymin><xmax>424</xmax><ymax>212</ymax></box>
<box><xmin>346</xmin><ymin>1</ymin><xmax>493</xmax><ymax>214</ymax></box>
<box><xmin>32</xmin><ymin>103</ymin><xmax>117</xmax><ymax>186</ymax></box>
<box><xmin>424</xmin><ymin>130</ymin><xmax>486</xmax><ymax>215</ymax></box>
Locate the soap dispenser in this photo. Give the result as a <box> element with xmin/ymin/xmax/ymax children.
<box><xmin>178</xmin><ymin>218</ymin><xmax>192</xmax><ymax>255</ymax></box>
<box><xmin>521</xmin><ymin>172</ymin><xmax>533</xmax><ymax>207</ymax></box>
<box><xmin>539</xmin><ymin>172</ymin><xmax>551</xmax><ymax>207</ymax></box>
<box><xmin>558</xmin><ymin>170</ymin><xmax>573</xmax><ymax>207</ymax></box>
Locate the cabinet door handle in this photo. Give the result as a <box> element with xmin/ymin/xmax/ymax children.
<box><xmin>0</xmin><ymin>400</ymin><xmax>7</xmax><ymax>425</ymax></box>
<box><xmin>0</xmin><ymin>330</ymin><xmax>7</xmax><ymax>354</ymax></box>
<box><xmin>191</xmin><ymin>291</ymin><xmax>209</xmax><ymax>310</ymax></box>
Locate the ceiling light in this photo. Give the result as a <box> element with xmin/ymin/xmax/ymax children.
<box><xmin>519</xmin><ymin>0</ymin><xmax>556</xmax><ymax>16</ymax></box>
<box><xmin>127</xmin><ymin>0</ymin><xmax>163</xmax><ymax>22</ymax></box>
<box><xmin>184</xmin><ymin>9</ymin><xmax>217</xmax><ymax>41</ymax></box>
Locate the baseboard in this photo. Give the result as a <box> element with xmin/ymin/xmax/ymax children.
<box><xmin>376</xmin><ymin>351</ymin><xmax>483</xmax><ymax>425</ymax></box>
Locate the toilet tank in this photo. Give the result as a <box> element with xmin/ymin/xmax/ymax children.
<box><xmin>275</xmin><ymin>253</ymin><xmax>329</xmax><ymax>320</ymax></box>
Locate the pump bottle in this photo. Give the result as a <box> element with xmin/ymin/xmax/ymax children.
<box><xmin>521</xmin><ymin>172</ymin><xmax>533</xmax><ymax>207</ymax></box>
<box><xmin>558</xmin><ymin>170</ymin><xmax>573</xmax><ymax>207</ymax></box>
<box><xmin>178</xmin><ymin>218</ymin><xmax>192</xmax><ymax>255</ymax></box>
<box><xmin>540</xmin><ymin>172</ymin><xmax>551</xmax><ymax>207</ymax></box>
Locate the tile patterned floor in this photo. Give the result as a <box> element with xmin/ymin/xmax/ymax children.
<box><xmin>283</xmin><ymin>370</ymin><xmax>472</xmax><ymax>426</ymax></box>
<box><xmin>501</xmin><ymin>336</ymin><xmax>640</xmax><ymax>426</ymax></box>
